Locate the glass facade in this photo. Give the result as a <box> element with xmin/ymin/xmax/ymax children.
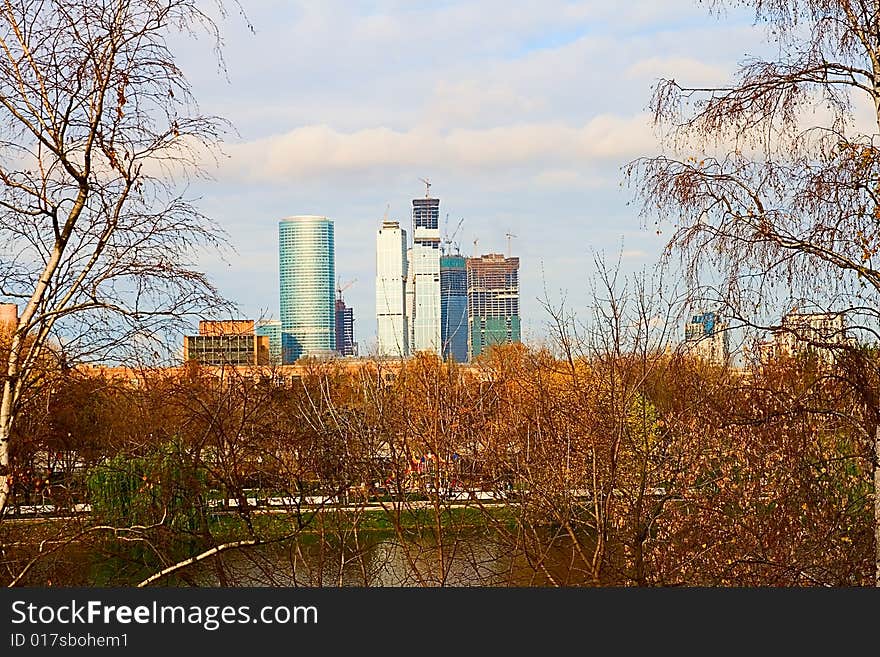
<box><xmin>279</xmin><ymin>216</ymin><xmax>336</xmax><ymax>363</ymax></box>
<box><xmin>184</xmin><ymin>335</ymin><xmax>269</xmax><ymax>366</ymax></box>
<box><xmin>440</xmin><ymin>255</ymin><xmax>468</xmax><ymax>362</ymax></box>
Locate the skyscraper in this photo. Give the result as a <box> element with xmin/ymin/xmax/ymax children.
<box><xmin>279</xmin><ymin>215</ymin><xmax>336</xmax><ymax>363</ymax></box>
<box><xmin>375</xmin><ymin>220</ymin><xmax>409</xmax><ymax>357</ymax></box>
<box><xmin>467</xmin><ymin>253</ymin><xmax>520</xmax><ymax>359</ymax></box>
<box><xmin>440</xmin><ymin>254</ymin><xmax>468</xmax><ymax>362</ymax></box>
<box><xmin>335</xmin><ymin>298</ymin><xmax>357</xmax><ymax>356</ymax></box>
<box><xmin>410</xmin><ymin>193</ymin><xmax>441</xmax><ymax>354</ymax></box>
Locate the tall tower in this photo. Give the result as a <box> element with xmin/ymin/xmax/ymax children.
<box><xmin>375</xmin><ymin>220</ymin><xmax>409</xmax><ymax>357</ymax></box>
<box><xmin>410</xmin><ymin>189</ymin><xmax>441</xmax><ymax>354</ymax></box>
<box><xmin>335</xmin><ymin>298</ymin><xmax>357</xmax><ymax>356</ymax></box>
<box><xmin>440</xmin><ymin>254</ymin><xmax>468</xmax><ymax>362</ymax></box>
<box><xmin>278</xmin><ymin>215</ymin><xmax>336</xmax><ymax>363</ymax></box>
<box><xmin>466</xmin><ymin>254</ymin><xmax>521</xmax><ymax>359</ymax></box>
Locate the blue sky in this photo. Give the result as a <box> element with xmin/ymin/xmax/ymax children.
<box><xmin>171</xmin><ymin>0</ymin><xmax>768</xmax><ymax>350</ymax></box>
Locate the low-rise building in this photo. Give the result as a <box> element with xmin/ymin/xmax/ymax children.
<box><xmin>183</xmin><ymin>319</ymin><xmax>270</xmax><ymax>366</ymax></box>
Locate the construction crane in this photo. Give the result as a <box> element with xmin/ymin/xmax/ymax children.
<box><xmin>505</xmin><ymin>231</ymin><xmax>518</xmax><ymax>258</ymax></box>
<box><xmin>442</xmin><ymin>217</ymin><xmax>465</xmax><ymax>255</ymax></box>
<box><xmin>336</xmin><ymin>277</ymin><xmax>357</xmax><ymax>302</ymax></box>
<box><xmin>418</xmin><ymin>177</ymin><xmax>432</xmax><ymax>198</ymax></box>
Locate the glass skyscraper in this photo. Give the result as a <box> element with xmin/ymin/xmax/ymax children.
<box><xmin>279</xmin><ymin>215</ymin><xmax>336</xmax><ymax>363</ymax></box>
<box><xmin>440</xmin><ymin>254</ymin><xmax>468</xmax><ymax>362</ymax></box>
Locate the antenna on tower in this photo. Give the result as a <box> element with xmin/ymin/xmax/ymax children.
<box><xmin>418</xmin><ymin>177</ymin><xmax>432</xmax><ymax>198</ymax></box>
<box><xmin>505</xmin><ymin>231</ymin><xmax>518</xmax><ymax>259</ymax></box>
<box><xmin>383</xmin><ymin>202</ymin><xmax>390</xmax><ymax>221</ymax></box>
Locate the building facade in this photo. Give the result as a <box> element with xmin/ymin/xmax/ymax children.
<box><xmin>683</xmin><ymin>311</ymin><xmax>729</xmax><ymax>366</ymax></box>
<box><xmin>409</xmin><ymin>196</ymin><xmax>441</xmax><ymax>354</ymax></box>
<box><xmin>440</xmin><ymin>254</ymin><xmax>468</xmax><ymax>362</ymax></box>
<box><xmin>466</xmin><ymin>254</ymin><xmax>520</xmax><ymax>359</ymax></box>
<box><xmin>776</xmin><ymin>311</ymin><xmax>849</xmax><ymax>362</ymax></box>
<box><xmin>375</xmin><ymin>220</ymin><xmax>409</xmax><ymax>357</ymax></box>
<box><xmin>183</xmin><ymin>319</ymin><xmax>269</xmax><ymax>366</ymax></box>
<box><xmin>335</xmin><ymin>299</ymin><xmax>357</xmax><ymax>356</ymax></box>
<box><xmin>279</xmin><ymin>216</ymin><xmax>336</xmax><ymax>363</ymax></box>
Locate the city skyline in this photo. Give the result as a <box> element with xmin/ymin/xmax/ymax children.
<box><xmin>171</xmin><ymin>1</ymin><xmax>811</xmax><ymax>351</ymax></box>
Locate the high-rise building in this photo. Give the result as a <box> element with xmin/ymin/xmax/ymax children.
<box><xmin>375</xmin><ymin>220</ymin><xmax>409</xmax><ymax>357</ymax></box>
<box><xmin>776</xmin><ymin>310</ymin><xmax>849</xmax><ymax>363</ymax></box>
<box><xmin>440</xmin><ymin>254</ymin><xmax>468</xmax><ymax>362</ymax></box>
<box><xmin>255</xmin><ymin>319</ymin><xmax>282</xmax><ymax>364</ymax></box>
<box><xmin>684</xmin><ymin>311</ymin><xmax>729</xmax><ymax>366</ymax></box>
<box><xmin>279</xmin><ymin>215</ymin><xmax>336</xmax><ymax>363</ymax></box>
<box><xmin>410</xmin><ymin>194</ymin><xmax>441</xmax><ymax>354</ymax></box>
<box><xmin>335</xmin><ymin>299</ymin><xmax>357</xmax><ymax>356</ymax></box>
<box><xmin>466</xmin><ymin>254</ymin><xmax>520</xmax><ymax>359</ymax></box>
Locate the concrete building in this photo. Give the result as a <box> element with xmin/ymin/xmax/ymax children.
<box><xmin>409</xmin><ymin>194</ymin><xmax>441</xmax><ymax>354</ymax></box>
<box><xmin>375</xmin><ymin>220</ymin><xmax>409</xmax><ymax>357</ymax></box>
<box><xmin>255</xmin><ymin>319</ymin><xmax>282</xmax><ymax>364</ymax></box>
<box><xmin>775</xmin><ymin>311</ymin><xmax>850</xmax><ymax>363</ymax></box>
<box><xmin>683</xmin><ymin>311</ymin><xmax>730</xmax><ymax>366</ymax></box>
<box><xmin>279</xmin><ymin>216</ymin><xmax>336</xmax><ymax>363</ymax></box>
<box><xmin>335</xmin><ymin>299</ymin><xmax>357</xmax><ymax>357</ymax></box>
<box><xmin>466</xmin><ymin>254</ymin><xmax>520</xmax><ymax>359</ymax></box>
<box><xmin>440</xmin><ymin>254</ymin><xmax>468</xmax><ymax>362</ymax></box>
<box><xmin>184</xmin><ymin>319</ymin><xmax>270</xmax><ymax>366</ymax></box>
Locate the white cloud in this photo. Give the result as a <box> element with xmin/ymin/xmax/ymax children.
<box><xmin>624</xmin><ymin>56</ymin><xmax>730</xmax><ymax>85</ymax></box>
<box><xmin>220</xmin><ymin>114</ymin><xmax>658</xmax><ymax>183</ymax></box>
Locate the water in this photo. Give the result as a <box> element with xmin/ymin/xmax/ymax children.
<box><xmin>5</xmin><ymin>521</ymin><xmax>604</xmax><ymax>587</ymax></box>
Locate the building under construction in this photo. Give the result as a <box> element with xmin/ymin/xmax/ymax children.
<box><xmin>466</xmin><ymin>254</ymin><xmax>520</xmax><ymax>359</ymax></box>
<box><xmin>335</xmin><ymin>299</ymin><xmax>357</xmax><ymax>356</ymax></box>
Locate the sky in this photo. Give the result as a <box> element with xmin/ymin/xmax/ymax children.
<box><xmin>170</xmin><ymin>0</ymin><xmax>772</xmax><ymax>351</ymax></box>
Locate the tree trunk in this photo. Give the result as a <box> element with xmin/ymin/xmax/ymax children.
<box><xmin>0</xmin><ymin>360</ymin><xmax>18</xmax><ymax>517</ymax></box>
<box><xmin>875</xmin><ymin>424</ymin><xmax>879</xmax><ymax>587</ymax></box>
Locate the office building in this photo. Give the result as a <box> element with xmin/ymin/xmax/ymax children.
<box><xmin>279</xmin><ymin>216</ymin><xmax>336</xmax><ymax>363</ymax></box>
<box><xmin>409</xmin><ymin>193</ymin><xmax>441</xmax><ymax>354</ymax></box>
<box><xmin>375</xmin><ymin>220</ymin><xmax>409</xmax><ymax>357</ymax></box>
<box><xmin>466</xmin><ymin>254</ymin><xmax>520</xmax><ymax>359</ymax></box>
<box><xmin>683</xmin><ymin>311</ymin><xmax>729</xmax><ymax>366</ymax></box>
<box><xmin>183</xmin><ymin>319</ymin><xmax>270</xmax><ymax>366</ymax></box>
<box><xmin>440</xmin><ymin>254</ymin><xmax>468</xmax><ymax>362</ymax></box>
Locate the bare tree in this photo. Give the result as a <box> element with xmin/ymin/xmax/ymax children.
<box><xmin>0</xmin><ymin>1</ymin><xmax>239</xmax><ymax>516</ymax></box>
<box><xmin>627</xmin><ymin>0</ymin><xmax>880</xmax><ymax>586</ymax></box>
